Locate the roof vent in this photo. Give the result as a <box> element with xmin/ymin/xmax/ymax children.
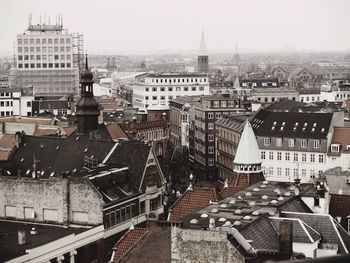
<box><xmin>220</xmin><ymin>204</ymin><xmax>228</xmax><ymax>208</ymax></box>
<box><xmin>40</xmin><ymin>144</ymin><xmax>44</xmax><ymax>149</ymax></box>
<box><xmin>233</xmin><ymin>221</ymin><xmax>241</xmax><ymax>226</ymax></box>
<box><xmin>273</xmin><ymin>121</ymin><xmax>277</xmax><ymax>125</ymax></box>
<box><xmin>30</xmin><ymin>227</ymin><xmax>37</xmax><ymax>235</ymax></box>
<box><xmin>262</xmin><ymin>181</ymin><xmax>269</xmax><ymax>185</ymax></box>
<box><xmin>270</xmin><ymin>200</ymin><xmax>278</xmax><ymax>204</ymax></box>
<box><xmin>229</xmin><ymin>199</ymin><xmax>236</xmax><ymax>204</ymax></box>
<box><xmin>304</xmin><ymin>122</ymin><xmax>308</xmax><ymax>127</ymax></box>
<box><xmin>253</xmin><ymin>188</ymin><xmax>260</xmax><ymax>192</ymax></box>
<box><xmin>25</xmin><ymin>169</ymin><xmax>30</xmax><ymax>175</ymax></box>
<box><xmin>293</xmin><ymin>127</ymin><xmax>297</xmax><ymax>131</ymax></box>
<box><xmin>252</xmin><ymin>211</ymin><xmax>260</xmax><ymax>216</ymax></box>
<box><xmin>273</xmin><ymin>188</ymin><xmax>280</xmax><ymax>193</ymax></box>
<box><xmin>243</xmin><ymin>215</ymin><xmax>252</xmax><ymax>220</ymax></box>
<box><xmin>201</xmin><ymin>213</ymin><xmax>209</xmax><ymax>218</ymax></box>
<box><xmin>234</xmin><ymin>209</ymin><xmax>242</xmax><ymax>214</ymax></box>
<box><xmin>284</xmin><ymin>191</ymin><xmax>291</xmax><ymax>196</ymax></box>
<box><xmin>50</xmin><ymin>172</ymin><xmax>55</xmax><ymax>177</ymax></box>
<box><xmin>211</xmin><ymin>208</ymin><xmax>219</xmax><ymax>213</ymax></box>
<box><xmin>261</xmin><ymin>195</ymin><xmax>268</xmax><ymax>200</ymax></box>
<box><xmin>218</xmin><ymin>217</ymin><xmax>227</xmax><ymax>222</ymax></box>
<box><xmin>295</xmin><ymin>122</ymin><xmax>299</xmax><ymax>126</ymax></box>
<box><xmin>190</xmin><ymin>219</ymin><xmax>199</xmax><ymax>224</ymax></box>
<box><xmin>282</xmin><ymin>122</ymin><xmax>285</xmax><ymax>126</ymax></box>
<box><xmin>84</xmin><ymin>148</ymin><xmax>88</xmax><ymax>153</ymax></box>
<box><xmin>249</xmin><ymin>201</ymin><xmax>255</xmax><ymax>206</ymax></box>
<box><xmin>311</xmin><ymin>128</ymin><xmax>315</xmax><ymax>132</ymax></box>
<box><xmin>321</xmin><ymin>128</ymin><xmax>325</xmax><ymax>133</ymax></box>
<box><xmin>260</xmin><ymin>184</ymin><xmax>266</xmax><ymax>188</ymax></box>
<box><xmin>20</xmin><ymin>158</ymin><xmax>24</xmax><ymax>162</ymax></box>
<box><xmin>245</xmin><ymin>192</ymin><xmax>252</xmax><ymax>197</ymax></box>
<box><xmin>76</xmin><ymin>136</ymin><xmax>80</xmax><ymax>141</ymax></box>
<box><xmin>277</xmin><ymin>196</ymin><xmax>284</xmax><ymax>201</ymax></box>
<box><xmin>24</xmin><ymin>143</ymin><xmax>27</xmax><ymax>147</ymax></box>
<box><xmin>223</xmin><ymin>221</ymin><xmax>232</xmax><ymax>227</ymax></box>
<box><xmin>56</xmin><ymin>146</ymin><xmax>60</xmax><ymax>150</ymax></box>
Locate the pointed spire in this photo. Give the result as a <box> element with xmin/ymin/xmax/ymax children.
<box><xmin>198</xmin><ymin>30</ymin><xmax>208</xmax><ymax>56</ymax></box>
<box><xmin>233</xmin><ymin>120</ymin><xmax>262</xmax><ymax>173</ymax></box>
<box><xmin>85</xmin><ymin>52</ymin><xmax>88</xmax><ymax>70</ymax></box>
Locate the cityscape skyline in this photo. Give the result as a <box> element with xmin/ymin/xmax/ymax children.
<box><xmin>0</xmin><ymin>0</ymin><xmax>350</xmax><ymax>56</ymax></box>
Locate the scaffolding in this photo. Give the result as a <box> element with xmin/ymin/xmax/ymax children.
<box><xmin>72</xmin><ymin>33</ymin><xmax>84</xmax><ymax>72</ymax></box>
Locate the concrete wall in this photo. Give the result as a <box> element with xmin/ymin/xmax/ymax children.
<box><xmin>294</xmin><ymin>242</ymin><xmax>319</xmax><ymax>258</ymax></box>
<box><xmin>171</xmin><ymin>227</ymin><xmax>244</xmax><ymax>263</ymax></box>
<box><xmin>0</xmin><ymin>176</ymin><xmax>103</xmax><ymax>226</ymax></box>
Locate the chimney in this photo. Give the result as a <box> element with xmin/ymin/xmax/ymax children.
<box><xmin>18</xmin><ymin>230</ymin><xmax>26</xmax><ymax>245</ymax></box>
<box><xmin>15</xmin><ymin>131</ymin><xmax>22</xmax><ymax>148</ymax></box>
<box><xmin>279</xmin><ymin>220</ymin><xmax>293</xmax><ymax>259</ymax></box>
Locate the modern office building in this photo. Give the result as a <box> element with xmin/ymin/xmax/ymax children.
<box><xmin>132</xmin><ymin>73</ymin><xmax>210</xmax><ymax>108</ymax></box>
<box><xmin>9</xmin><ymin>16</ymin><xmax>84</xmax><ymax>97</ymax></box>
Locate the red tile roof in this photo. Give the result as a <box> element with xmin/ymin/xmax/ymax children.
<box><xmin>220</xmin><ymin>172</ymin><xmax>265</xmax><ymax>199</ymax></box>
<box><xmin>105</xmin><ymin>123</ymin><xmax>128</xmax><ymax>140</ymax></box>
<box><xmin>329</xmin><ymin>194</ymin><xmax>350</xmax><ymax>230</ymax></box>
<box><xmin>112</xmin><ymin>228</ymin><xmax>148</xmax><ymax>263</ymax></box>
<box><xmin>169</xmin><ymin>186</ymin><xmax>221</xmax><ymax>221</ymax></box>
<box><xmin>0</xmin><ymin>116</ymin><xmax>53</xmax><ymax>125</ymax></box>
<box><xmin>63</xmin><ymin>126</ymin><xmax>76</xmax><ymax>137</ymax></box>
<box><xmin>329</xmin><ymin>127</ymin><xmax>350</xmax><ymax>156</ymax></box>
<box><xmin>34</xmin><ymin>128</ymin><xmax>57</xmax><ymax>137</ymax></box>
<box><xmin>0</xmin><ymin>133</ymin><xmax>16</xmax><ymax>160</ymax></box>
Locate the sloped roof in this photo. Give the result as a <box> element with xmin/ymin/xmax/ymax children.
<box><xmin>0</xmin><ymin>133</ymin><xmax>16</xmax><ymax>149</ymax></box>
<box><xmin>329</xmin><ymin>127</ymin><xmax>350</xmax><ymax>155</ymax></box>
<box><xmin>105</xmin><ymin>123</ymin><xmax>128</xmax><ymax>140</ymax></box>
<box><xmin>198</xmin><ymin>30</ymin><xmax>208</xmax><ymax>56</ymax></box>
<box><xmin>251</xmin><ymin>109</ymin><xmax>333</xmax><ymax>139</ymax></box>
<box><xmin>240</xmin><ymin>215</ymin><xmax>279</xmax><ymax>252</ymax></box>
<box><xmin>233</xmin><ymin>121</ymin><xmax>261</xmax><ymax>165</ymax></box>
<box><xmin>0</xmin><ymin>116</ymin><xmax>53</xmax><ymax>125</ymax></box>
<box><xmin>116</xmin><ymin>227</ymin><xmax>171</xmax><ymax>263</ymax></box>
<box><xmin>329</xmin><ymin>194</ymin><xmax>350</xmax><ymax>230</ymax></box>
<box><xmin>112</xmin><ymin>227</ymin><xmax>148</xmax><ymax>263</ymax></box>
<box><xmin>169</xmin><ymin>186</ymin><xmax>221</xmax><ymax>221</ymax></box>
<box><xmin>281</xmin><ymin>212</ymin><xmax>350</xmax><ymax>254</ymax></box>
<box><xmin>270</xmin><ymin>217</ymin><xmax>321</xmax><ymax>243</ymax></box>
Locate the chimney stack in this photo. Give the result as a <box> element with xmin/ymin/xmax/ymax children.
<box><xmin>18</xmin><ymin>230</ymin><xmax>26</xmax><ymax>245</ymax></box>
<box><xmin>279</xmin><ymin>220</ymin><xmax>293</xmax><ymax>259</ymax></box>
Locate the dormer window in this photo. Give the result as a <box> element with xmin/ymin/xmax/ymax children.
<box><xmin>331</xmin><ymin>144</ymin><xmax>340</xmax><ymax>152</ymax></box>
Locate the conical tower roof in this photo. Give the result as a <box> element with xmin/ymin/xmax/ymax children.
<box><xmin>234</xmin><ymin>120</ymin><xmax>261</xmax><ymax>165</ymax></box>
<box><xmin>198</xmin><ymin>30</ymin><xmax>208</xmax><ymax>56</ymax></box>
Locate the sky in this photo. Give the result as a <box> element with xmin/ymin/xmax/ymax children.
<box><xmin>0</xmin><ymin>0</ymin><xmax>349</xmax><ymax>55</ymax></box>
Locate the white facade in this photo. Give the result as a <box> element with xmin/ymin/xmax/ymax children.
<box><xmin>133</xmin><ymin>73</ymin><xmax>210</xmax><ymax>108</ymax></box>
<box><xmin>299</xmin><ymin>93</ymin><xmax>321</xmax><ymax>103</ymax></box>
<box><xmin>320</xmin><ymin>81</ymin><xmax>350</xmax><ymax>102</ymax></box>
<box><xmin>10</xmin><ymin>21</ymin><xmax>83</xmax><ymax>97</ymax></box>
<box><xmin>0</xmin><ymin>88</ymin><xmax>33</xmax><ymax>117</ymax></box>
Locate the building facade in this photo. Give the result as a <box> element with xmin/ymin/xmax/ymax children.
<box><xmin>9</xmin><ymin>19</ymin><xmax>84</xmax><ymax>97</ymax></box>
<box><xmin>0</xmin><ymin>87</ymin><xmax>33</xmax><ymax>116</ymax></box>
<box><xmin>132</xmin><ymin>73</ymin><xmax>210</xmax><ymax>108</ymax></box>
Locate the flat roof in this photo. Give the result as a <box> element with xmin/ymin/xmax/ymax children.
<box><xmin>0</xmin><ymin>220</ymin><xmax>87</xmax><ymax>262</ymax></box>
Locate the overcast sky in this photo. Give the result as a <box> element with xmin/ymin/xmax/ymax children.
<box><xmin>0</xmin><ymin>0</ymin><xmax>349</xmax><ymax>55</ymax></box>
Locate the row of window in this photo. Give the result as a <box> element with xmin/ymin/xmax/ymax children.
<box><xmin>18</xmin><ymin>54</ymin><xmax>71</xmax><ymax>61</ymax></box>
<box><xmin>18</xmin><ymin>46</ymin><xmax>71</xmax><ymax>53</ymax></box>
<box><xmin>0</xmin><ymin>111</ymin><xmax>14</xmax><ymax>116</ymax></box>
<box><xmin>145</xmin><ymin>95</ymin><xmax>170</xmax><ymax>101</ymax></box>
<box><xmin>301</xmin><ymin>96</ymin><xmax>320</xmax><ymax>102</ymax></box>
<box><xmin>151</xmin><ymin>78</ymin><xmax>206</xmax><ymax>84</ymax></box>
<box><xmin>104</xmin><ymin>204</ymin><xmax>138</xmax><ymax>229</ymax></box>
<box><xmin>265</xmin><ymin>167</ymin><xmax>319</xmax><ymax>178</ymax></box>
<box><xmin>18</xmin><ymin>63</ymin><xmax>71</xmax><ymax>69</ymax></box>
<box><xmin>263</xmin><ymin>138</ymin><xmax>320</xmax><ymax>148</ymax></box>
<box><xmin>213</xmin><ymin>100</ymin><xmax>239</xmax><ymax>108</ymax></box>
<box><xmin>0</xmin><ymin>101</ymin><xmax>13</xmax><ymax>107</ymax></box>
<box><xmin>145</xmin><ymin>86</ymin><xmax>205</xmax><ymax>92</ymax></box>
<box><xmin>257</xmin><ymin>97</ymin><xmax>297</xmax><ymax>103</ymax></box>
<box><xmin>18</xmin><ymin>37</ymin><xmax>71</xmax><ymax>45</ymax></box>
<box><xmin>261</xmin><ymin>151</ymin><xmax>324</xmax><ymax>163</ymax></box>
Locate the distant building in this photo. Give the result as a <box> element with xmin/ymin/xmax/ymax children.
<box><xmin>320</xmin><ymin>80</ymin><xmax>350</xmax><ymax>102</ymax></box>
<box><xmin>132</xmin><ymin>73</ymin><xmax>210</xmax><ymax>108</ymax></box>
<box><xmin>197</xmin><ymin>31</ymin><xmax>209</xmax><ymax>74</ymax></box>
<box><xmin>9</xmin><ymin>17</ymin><xmax>84</xmax><ymax>97</ymax></box>
<box><xmin>0</xmin><ymin>86</ymin><xmax>33</xmax><ymax>116</ymax></box>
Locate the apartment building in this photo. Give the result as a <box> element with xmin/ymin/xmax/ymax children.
<box><xmin>0</xmin><ymin>87</ymin><xmax>33</xmax><ymax>116</ymax></box>
<box><xmin>9</xmin><ymin>18</ymin><xmax>84</xmax><ymax>97</ymax></box>
<box><xmin>132</xmin><ymin>73</ymin><xmax>210</xmax><ymax>108</ymax></box>
<box><xmin>251</xmin><ymin>109</ymin><xmax>344</xmax><ymax>183</ymax></box>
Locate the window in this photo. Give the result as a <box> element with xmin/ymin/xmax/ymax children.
<box><xmin>269</xmin><ymin>152</ymin><xmax>273</xmax><ymax>160</ymax></box>
<box><xmin>191</xmin><ymin>87</ymin><xmax>196</xmax><ymax>91</ymax></box>
<box><xmin>145</xmin><ymin>96</ymin><xmax>149</xmax><ymax>100</ymax></box>
<box><xmin>208</xmin><ymin>112</ymin><xmax>214</xmax><ymax>119</ymax></box>
<box><xmin>213</xmin><ymin>101</ymin><xmax>219</xmax><ymax>107</ymax></box>
<box><xmin>208</xmin><ymin>146</ymin><xmax>214</xmax><ymax>154</ymax></box>
<box><xmin>285</xmin><ymin>152</ymin><xmax>290</xmax><ymax>161</ymax></box>
<box><xmin>288</xmin><ymin>139</ymin><xmax>295</xmax><ymax>147</ymax></box>
<box><xmin>18</xmin><ymin>55</ymin><xmax>23</xmax><ymax>60</ymax></box>
<box><xmin>208</xmin><ymin>158</ymin><xmax>214</xmax><ymax>166</ymax></box>
<box><xmin>5</xmin><ymin>205</ymin><xmax>16</xmax><ymax>217</ymax></box>
<box><xmin>264</xmin><ymin>138</ymin><xmax>271</xmax><ymax>146</ymax></box>
<box><xmin>184</xmin><ymin>87</ymin><xmax>189</xmax><ymax>91</ymax></box>
<box><xmin>331</xmin><ymin>144</ymin><xmax>340</xmax><ymax>152</ymax></box>
<box><xmin>285</xmin><ymin>168</ymin><xmax>290</xmax><ymax>177</ymax></box>
<box><xmin>145</xmin><ymin>87</ymin><xmax>149</xmax><ymax>92</ymax></box>
<box><xmin>215</xmin><ymin>112</ymin><xmax>221</xmax><ymax>119</ymax></box>
<box><xmin>310</xmin><ymin>170</ymin><xmax>316</xmax><ymax>178</ymax></box>
<box><xmin>199</xmin><ymin>86</ymin><xmax>204</xmax><ymax>91</ymax></box>
<box><xmin>18</xmin><ymin>64</ymin><xmax>23</xmax><ymax>68</ymax></box>
<box><xmin>276</xmin><ymin>138</ymin><xmax>282</xmax><ymax>147</ymax></box>
<box><xmin>302</xmin><ymin>169</ymin><xmax>306</xmax><ymax>177</ymax></box>
<box><xmin>66</xmin><ymin>63</ymin><xmax>71</xmax><ymax>68</ymax></box>
<box><xmin>314</xmin><ymin>140</ymin><xmax>320</xmax><ymax>148</ymax></box>
<box><xmin>319</xmin><ymin>154</ymin><xmax>324</xmax><ymax>163</ymax></box>
<box><xmin>277</xmin><ymin>152</ymin><xmax>282</xmax><ymax>160</ymax></box>
<box><xmin>300</xmin><ymin>153</ymin><xmax>306</xmax><ymax>162</ymax></box>
<box><xmin>293</xmin><ymin>153</ymin><xmax>298</xmax><ymax>162</ymax></box>
<box><xmin>24</xmin><ymin>207</ymin><xmax>34</xmax><ymax>219</ymax></box>
<box><xmin>43</xmin><ymin>208</ymin><xmax>58</xmax><ymax>222</ymax></box>
<box><xmin>261</xmin><ymin>151</ymin><xmax>266</xmax><ymax>160</ymax></box>
<box><xmin>208</xmin><ymin>123</ymin><xmax>214</xmax><ymax>130</ymax></box>
<box><xmin>310</xmin><ymin>154</ymin><xmax>315</xmax><ymax>162</ymax></box>
<box><xmin>293</xmin><ymin>168</ymin><xmax>298</xmax><ymax>178</ymax></box>
<box><xmin>277</xmin><ymin>167</ymin><xmax>282</xmax><ymax>176</ymax></box>
<box><xmin>152</xmin><ymin>87</ymin><xmax>157</xmax><ymax>92</ymax></box>
<box><xmin>152</xmin><ymin>96</ymin><xmax>157</xmax><ymax>100</ymax></box>
<box><xmin>168</xmin><ymin>87</ymin><xmax>173</xmax><ymax>92</ymax></box>
<box><xmin>54</xmin><ymin>55</ymin><xmax>59</xmax><ymax>60</ymax></box>
<box><xmin>27</xmin><ymin>101</ymin><xmax>31</xmax><ymax>107</ymax></box>
<box><xmin>208</xmin><ymin>134</ymin><xmax>214</xmax><ymax>142</ymax></box>
<box><xmin>160</xmin><ymin>87</ymin><xmax>165</xmax><ymax>91</ymax></box>
<box><xmin>301</xmin><ymin>139</ymin><xmax>307</xmax><ymax>148</ymax></box>
<box><xmin>221</xmin><ymin>101</ymin><xmax>227</xmax><ymax>107</ymax></box>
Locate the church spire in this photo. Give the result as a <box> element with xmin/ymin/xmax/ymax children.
<box><xmin>198</xmin><ymin>30</ymin><xmax>208</xmax><ymax>56</ymax></box>
<box><xmin>233</xmin><ymin>120</ymin><xmax>262</xmax><ymax>173</ymax></box>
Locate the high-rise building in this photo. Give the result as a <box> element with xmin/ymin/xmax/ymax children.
<box><xmin>197</xmin><ymin>30</ymin><xmax>208</xmax><ymax>73</ymax></box>
<box><xmin>9</xmin><ymin>16</ymin><xmax>84</xmax><ymax>97</ymax></box>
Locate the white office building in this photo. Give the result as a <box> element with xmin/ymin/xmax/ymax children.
<box><xmin>132</xmin><ymin>73</ymin><xmax>210</xmax><ymax>108</ymax></box>
<box><xmin>0</xmin><ymin>87</ymin><xmax>33</xmax><ymax>117</ymax></box>
<box><xmin>9</xmin><ymin>17</ymin><xmax>84</xmax><ymax>97</ymax></box>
